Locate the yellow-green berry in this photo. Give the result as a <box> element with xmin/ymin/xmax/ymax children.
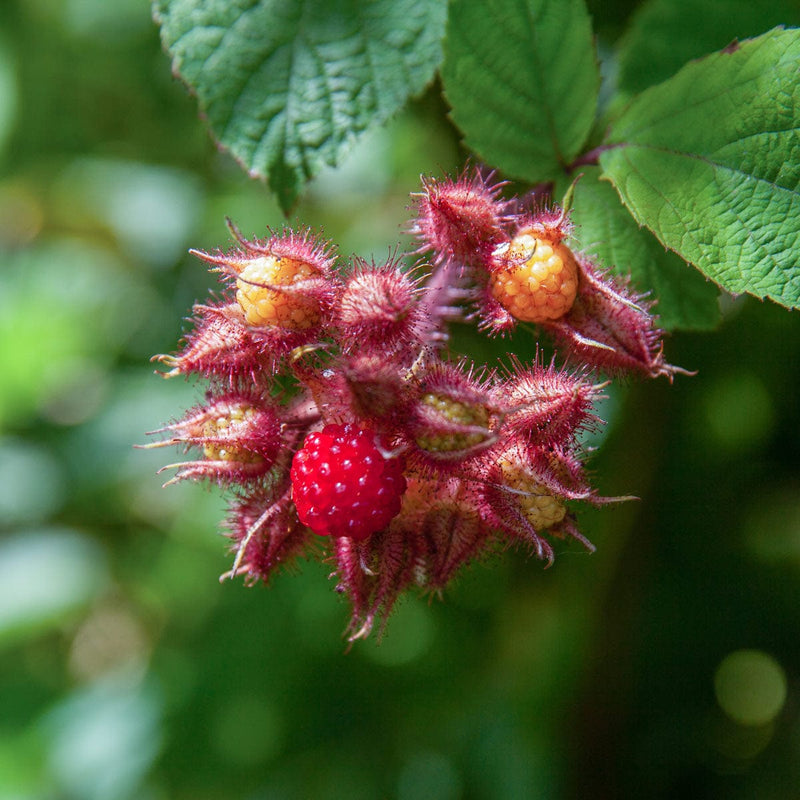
<box><xmin>203</xmin><ymin>405</ymin><xmax>264</xmax><ymax>464</ymax></box>
<box><xmin>416</xmin><ymin>393</ymin><xmax>490</xmax><ymax>453</ymax></box>
<box><xmin>500</xmin><ymin>458</ymin><xmax>566</xmax><ymax>530</ymax></box>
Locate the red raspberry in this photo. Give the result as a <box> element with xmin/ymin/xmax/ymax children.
<box><xmin>290</xmin><ymin>423</ymin><xmax>407</xmax><ymax>541</ymax></box>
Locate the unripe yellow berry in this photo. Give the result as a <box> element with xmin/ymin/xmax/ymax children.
<box><xmin>500</xmin><ymin>459</ymin><xmax>566</xmax><ymax>530</ymax></box>
<box><xmin>416</xmin><ymin>393</ymin><xmax>490</xmax><ymax>453</ymax></box>
<box><xmin>490</xmin><ymin>232</ymin><xmax>579</xmax><ymax>322</ymax></box>
<box><xmin>203</xmin><ymin>405</ymin><xmax>264</xmax><ymax>464</ymax></box>
<box><xmin>236</xmin><ymin>255</ymin><xmax>321</xmax><ymax>329</ymax></box>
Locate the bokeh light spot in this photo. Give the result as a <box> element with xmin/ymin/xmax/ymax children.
<box><xmin>54</xmin><ymin>158</ymin><xmax>202</xmax><ymax>268</ymax></box>
<box><xmin>714</xmin><ymin>649</ymin><xmax>787</xmax><ymax>727</ymax></box>
<box><xmin>700</xmin><ymin>372</ymin><xmax>774</xmax><ymax>452</ymax></box>
<box><xmin>0</xmin><ymin>530</ymin><xmax>107</xmax><ymax>643</ymax></box>
<box><xmin>68</xmin><ymin>602</ymin><xmax>152</xmax><ymax>681</ymax></box>
<box><xmin>0</xmin><ymin>181</ymin><xmax>43</xmax><ymax>247</ymax></box>
<box><xmin>742</xmin><ymin>482</ymin><xmax>800</xmax><ymax>565</ymax></box>
<box><xmin>0</xmin><ymin>439</ymin><xmax>66</xmax><ymax>525</ymax></box>
<box><xmin>41</xmin><ymin>670</ymin><xmax>162</xmax><ymax>800</ymax></box>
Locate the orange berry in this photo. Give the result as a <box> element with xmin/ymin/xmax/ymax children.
<box><xmin>202</xmin><ymin>405</ymin><xmax>264</xmax><ymax>464</ymax></box>
<box><xmin>236</xmin><ymin>255</ymin><xmax>321</xmax><ymax>329</ymax></box>
<box><xmin>490</xmin><ymin>232</ymin><xmax>579</xmax><ymax>323</ymax></box>
<box><xmin>500</xmin><ymin>458</ymin><xmax>566</xmax><ymax>530</ymax></box>
<box><xmin>415</xmin><ymin>393</ymin><xmax>490</xmax><ymax>453</ymax></box>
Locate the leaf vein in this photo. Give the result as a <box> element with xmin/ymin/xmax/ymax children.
<box><xmin>618</xmin><ymin>142</ymin><xmax>800</xmax><ymax>197</ymax></box>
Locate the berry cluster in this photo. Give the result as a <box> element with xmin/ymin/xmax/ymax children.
<box><xmin>148</xmin><ymin>169</ymin><xmax>679</xmax><ymax>640</ymax></box>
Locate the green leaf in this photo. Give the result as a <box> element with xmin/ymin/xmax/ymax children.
<box><xmin>617</xmin><ymin>0</ymin><xmax>800</xmax><ymax>98</ymax></box>
<box><xmin>565</xmin><ymin>168</ymin><xmax>720</xmax><ymax>330</ymax></box>
<box><xmin>600</xmin><ymin>28</ymin><xmax>800</xmax><ymax>308</ymax></box>
<box><xmin>153</xmin><ymin>0</ymin><xmax>447</xmax><ymax>212</ymax></box>
<box><xmin>441</xmin><ymin>0</ymin><xmax>599</xmax><ymax>181</ymax></box>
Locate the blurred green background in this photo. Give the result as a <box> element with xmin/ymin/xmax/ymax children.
<box><xmin>1</xmin><ymin>1</ymin><xmax>800</xmax><ymax>798</ymax></box>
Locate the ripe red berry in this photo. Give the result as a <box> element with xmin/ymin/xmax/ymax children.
<box><xmin>290</xmin><ymin>423</ymin><xmax>407</xmax><ymax>541</ymax></box>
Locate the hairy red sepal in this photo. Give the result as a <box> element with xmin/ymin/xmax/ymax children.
<box><xmin>411</xmin><ymin>168</ymin><xmax>510</xmax><ymax>268</ymax></box>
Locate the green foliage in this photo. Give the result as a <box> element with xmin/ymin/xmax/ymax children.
<box><xmin>600</xmin><ymin>28</ymin><xmax>800</xmax><ymax>308</ymax></box>
<box><xmin>567</xmin><ymin>168</ymin><xmax>721</xmax><ymax>330</ymax></box>
<box><xmin>441</xmin><ymin>0</ymin><xmax>599</xmax><ymax>180</ymax></box>
<box><xmin>154</xmin><ymin>0</ymin><xmax>447</xmax><ymax>212</ymax></box>
<box><xmin>616</xmin><ymin>0</ymin><xmax>800</xmax><ymax>97</ymax></box>
<box><xmin>153</xmin><ymin>0</ymin><xmax>800</xmax><ymax>325</ymax></box>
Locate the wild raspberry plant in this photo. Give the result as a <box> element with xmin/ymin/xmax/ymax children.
<box><xmin>147</xmin><ymin>173</ymin><xmax>680</xmax><ymax>639</ymax></box>
<box><xmin>150</xmin><ymin>0</ymin><xmax>800</xmax><ymax>639</ymax></box>
<box><xmin>155</xmin><ymin>2</ymin><xmax>800</xmax><ymax>318</ymax></box>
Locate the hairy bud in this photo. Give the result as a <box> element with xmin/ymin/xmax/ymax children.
<box><xmin>546</xmin><ymin>255</ymin><xmax>682</xmax><ymax>379</ymax></box>
<box><xmin>411</xmin><ymin>168</ymin><xmax>510</xmax><ymax>268</ymax></box>
<box><xmin>493</xmin><ymin>356</ymin><xmax>600</xmax><ymax>449</ymax></box>
<box><xmin>337</xmin><ymin>258</ymin><xmax>423</xmax><ymax>353</ymax></box>
<box><xmin>152</xmin><ymin>303</ymin><xmax>268</xmax><ymax>384</ymax></box>
<box><xmin>146</xmin><ymin>393</ymin><xmax>283</xmax><ymax>486</ymax></box>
